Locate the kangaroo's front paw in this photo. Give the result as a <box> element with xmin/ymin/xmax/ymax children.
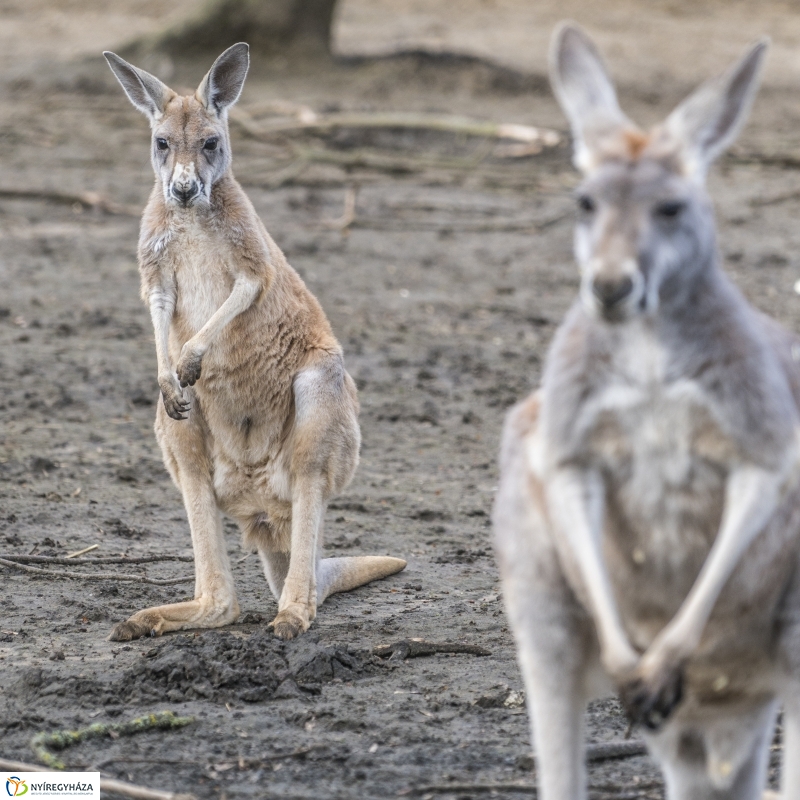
<box><xmin>159</xmin><ymin>372</ymin><xmax>189</xmax><ymax>420</ymax></box>
<box><xmin>619</xmin><ymin>662</ymin><xmax>684</xmax><ymax>731</ymax></box>
<box><xmin>176</xmin><ymin>343</ymin><xmax>204</xmax><ymax>387</ymax></box>
<box><xmin>269</xmin><ymin>606</ymin><xmax>311</xmax><ymax>640</ymax></box>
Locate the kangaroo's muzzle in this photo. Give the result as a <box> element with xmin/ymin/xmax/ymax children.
<box><xmin>592</xmin><ymin>275</ymin><xmax>634</xmax><ymax>309</ymax></box>
<box><xmin>170</xmin><ymin>162</ymin><xmax>201</xmax><ymax>207</ymax></box>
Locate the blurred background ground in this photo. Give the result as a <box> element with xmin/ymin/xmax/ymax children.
<box><xmin>2</xmin><ymin>1</ymin><xmax>800</xmax><ymax>798</ymax></box>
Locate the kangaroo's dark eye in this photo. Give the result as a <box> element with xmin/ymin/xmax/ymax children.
<box><xmin>577</xmin><ymin>194</ymin><xmax>596</xmax><ymax>213</ymax></box>
<box><xmin>156</xmin><ymin>138</ymin><xmax>168</xmax><ymax>151</ymax></box>
<box><xmin>655</xmin><ymin>200</ymin><xmax>685</xmax><ymax>219</ymax></box>
<box><xmin>203</xmin><ymin>138</ymin><xmax>219</xmax><ymax>151</ymax></box>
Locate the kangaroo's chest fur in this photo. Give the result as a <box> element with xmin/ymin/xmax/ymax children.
<box><xmin>546</xmin><ymin>319</ymin><xmax>799</xmax><ymax>652</ymax></box>
<box><xmin>169</xmin><ymin>215</ymin><xmax>234</xmax><ymax>343</ymax></box>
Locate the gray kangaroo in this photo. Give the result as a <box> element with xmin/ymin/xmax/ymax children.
<box><xmin>493</xmin><ymin>23</ymin><xmax>800</xmax><ymax>799</ymax></box>
<box><xmin>103</xmin><ymin>44</ymin><xmax>405</xmax><ymax>642</ymax></box>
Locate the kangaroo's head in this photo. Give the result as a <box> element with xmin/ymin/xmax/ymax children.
<box><xmin>550</xmin><ymin>24</ymin><xmax>768</xmax><ymax>322</ymax></box>
<box><xmin>104</xmin><ymin>44</ymin><xmax>250</xmax><ymax>209</ymax></box>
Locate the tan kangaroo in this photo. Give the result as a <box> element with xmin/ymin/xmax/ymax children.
<box><xmin>103</xmin><ymin>43</ymin><xmax>405</xmax><ymax>642</ymax></box>
<box><xmin>494</xmin><ymin>23</ymin><xmax>800</xmax><ymax>800</ymax></box>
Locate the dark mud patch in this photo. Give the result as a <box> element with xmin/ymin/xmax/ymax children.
<box><xmin>13</xmin><ymin>633</ymin><xmax>386</xmax><ymax>708</ymax></box>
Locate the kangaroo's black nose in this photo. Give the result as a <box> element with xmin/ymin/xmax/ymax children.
<box><xmin>171</xmin><ymin>182</ymin><xmax>199</xmax><ymax>205</ymax></box>
<box><xmin>592</xmin><ymin>275</ymin><xmax>634</xmax><ymax>309</ymax></box>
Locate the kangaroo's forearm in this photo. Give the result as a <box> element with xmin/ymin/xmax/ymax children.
<box><xmin>546</xmin><ymin>467</ymin><xmax>637</xmax><ymax>672</ymax></box>
<box><xmin>149</xmin><ymin>286</ymin><xmax>176</xmax><ymax>377</ymax></box>
<box><xmin>190</xmin><ymin>275</ymin><xmax>261</xmax><ymax>354</ymax></box>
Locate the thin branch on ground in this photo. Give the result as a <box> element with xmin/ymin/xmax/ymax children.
<box><xmin>65</xmin><ymin>544</ymin><xmax>99</xmax><ymax>559</ymax></box>
<box><xmin>750</xmin><ymin>189</ymin><xmax>800</xmax><ymax>207</ymax></box>
<box><xmin>398</xmin><ymin>779</ymin><xmax>663</xmax><ymax>796</ymax></box>
<box><xmin>585</xmin><ymin>741</ymin><xmax>648</xmax><ymax>761</ymax></box>
<box><xmin>374</xmin><ymin>638</ymin><xmax>491</xmax><ymax>661</ymax></box>
<box><xmin>0</xmin><ymin>556</ymin><xmax>193</xmax><ymax>585</ymax></box>
<box><xmin>0</xmin><ymin>756</ymin><xmax>196</xmax><ymax>800</ymax></box>
<box><xmin>729</xmin><ymin>153</ymin><xmax>800</xmax><ymax>170</ymax></box>
<box><xmin>0</xmin><ymin>554</ymin><xmax>194</xmax><ymax>565</ymax></box>
<box><xmin>342</xmin><ymin>212</ymin><xmax>570</xmax><ymax>234</ymax></box>
<box><xmin>0</xmin><ymin>188</ymin><xmax>139</xmax><ymax>216</ymax></box>
<box><xmin>398</xmin><ymin>783</ymin><xmax>535</xmax><ymax>796</ymax></box>
<box><xmin>231</xmin><ymin>107</ymin><xmax>561</xmax><ymax>147</ymax></box>
<box><xmin>322</xmin><ymin>184</ymin><xmax>358</xmax><ymax>231</ymax></box>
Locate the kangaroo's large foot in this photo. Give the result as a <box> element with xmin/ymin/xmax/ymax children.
<box><xmin>108</xmin><ymin>597</ymin><xmax>239</xmax><ymax>641</ymax></box>
<box><xmin>269</xmin><ymin>603</ymin><xmax>312</xmax><ymax>641</ymax></box>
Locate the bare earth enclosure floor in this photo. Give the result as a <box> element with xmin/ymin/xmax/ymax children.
<box><xmin>3</xmin><ymin>2</ymin><xmax>800</xmax><ymax>797</ymax></box>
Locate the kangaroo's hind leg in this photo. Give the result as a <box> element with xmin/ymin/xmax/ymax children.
<box><xmin>267</xmin><ymin>354</ymin><xmax>405</xmax><ymax>640</ymax></box>
<box><xmin>110</xmin><ymin>400</ymin><xmax>239</xmax><ymax>640</ymax></box>
<box><xmin>494</xmin><ymin>394</ymin><xmax>598</xmax><ymax>800</ymax></box>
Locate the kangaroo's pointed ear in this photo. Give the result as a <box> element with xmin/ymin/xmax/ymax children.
<box><xmin>197</xmin><ymin>43</ymin><xmax>250</xmax><ymax>115</ymax></box>
<box><xmin>104</xmin><ymin>51</ymin><xmax>173</xmax><ymax>121</ymax></box>
<box><xmin>663</xmin><ymin>39</ymin><xmax>768</xmax><ymax>181</ymax></box>
<box><xmin>549</xmin><ymin>22</ymin><xmax>638</xmax><ymax>172</ymax></box>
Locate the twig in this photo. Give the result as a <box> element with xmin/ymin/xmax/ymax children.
<box><xmin>65</xmin><ymin>544</ymin><xmax>99</xmax><ymax>559</ymax></box>
<box><xmin>398</xmin><ymin>780</ymin><xmax>662</xmax><ymax>797</ymax></box>
<box><xmin>728</xmin><ymin>153</ymin><xmax>800</xmax><ymax>170</ymax></box>
<box><xmin>289</xmin><ymin>142</ymin><xmax>496</xmax><ymax>175</ymax></box>
<box><xmin>0</xmin><ymin>757</ymin><xmax>196</xmax><ymax>800</ymax></box>
<box><xmin>374</xmin><ymin>638</ymin><xmax>491</xmax><ymax>661</ymax></box>
<box><xmin>0</xmin><ymin>554</ymin><xmax>193</xmax><ymax>565</ymax></box>
<box><xmin>230</xmin><ymin>107</ymin><xmax>561</xmax><ymax>146</ymax></box>
<box><xmin>0</xmin><ymin>188</ymin><xmax>139</xmax><ymax>216</ymax></box>
<box><xmin>586</xmin><ymin>741</ymin><xmax>648</xmax><ymax>761</ymax></box>
<box><xmin>750</xmin><ymin>189</ymin><xmax>800</xmax><ymax>207</ymax></box>
<box><xmin>322</xmin><ymin>185</ymin><xmax>358</xmax><ymax>231</ymax></box>
<box><xmin>346</xmin><ymin>213</ymin><xmax>570</xmax><ymax>234</ymax></box>
<box><xmin>398</xmin><ymin>783</ymin><xmax>535</xmax><ymax>796</ymax></box>
<box><xmin>31</xmin><ymin>712</ymin><xmax>194</xmax><ymax>770</ymax></box>
<box><xmin>0</xmin><ymin>556</ymin><xmax>192</xmax><ymax>585</ymax></box>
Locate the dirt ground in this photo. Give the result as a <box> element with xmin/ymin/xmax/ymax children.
<box><xmin>3</xmin><ymin>1</ymin><xmax>800</xmax><ymax>798</ymax></box>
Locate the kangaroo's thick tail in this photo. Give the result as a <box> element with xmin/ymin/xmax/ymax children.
<box><xmin>317</xmin><ymin>556</ymin><xmax>406</xmax><ymax>604</ymax></box>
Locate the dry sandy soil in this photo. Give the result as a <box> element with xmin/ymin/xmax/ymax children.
<box><xmin>3</xmin><ymin>1</ymin><xmax>800</xmax><ymax>798</ymax></box>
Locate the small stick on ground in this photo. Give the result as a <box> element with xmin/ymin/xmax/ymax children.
<box><xmin>0</xmin><ymin>554</ymin><xmax>194</xmax><ymax>565</ymax></box>
<box><xmin>398</xmin><ymin>783</ymin><xmax>535</xmax><ymax>796</ymax></box>
<box><xmin>585</xmin><ymin>741</ymin><xmax>648</xmax><ymax>761</ymax></box>
<box><xmin>0</xmin><ymin>556</ymin><xmax>193</xmax><ymax>585</ymax></box>
<box><xmin>230</xmin><ymin>107</ymin><xmax>561</xmax><ymax>146</ymax></box>
<box><xmin>0</xmin><ymin>757</ymin><xmax>196</xmax><ymax>800</ymax></box>
<box><xmin>398</xmin><ymin>779</ymin><xmax>663</xmax><ymax>796</ymax></box>
<box><xmin>322</xmin><ymin>184</ymin><xmax>358</xmax><ymax>232</ymax></box>
<box><xmin>373</xmin><ymin>638</ymin><xmax>491</xmax><ymax>661</ymax></box>
<box><xmin>65</xmin><ymin>544</ymin><xmax>99</xmax><ymax>559</ymax></box>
